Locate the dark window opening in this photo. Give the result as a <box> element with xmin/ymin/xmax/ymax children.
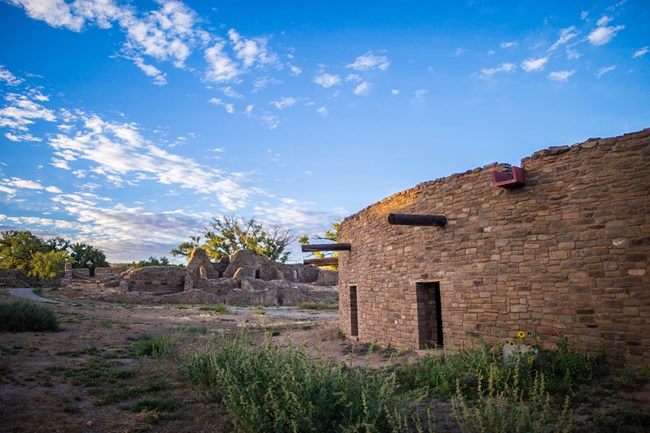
<box><xmin>349</xmin><ymin>286</ymin><xmax>358</xmax><ymax>337</ymax></box>
<box><xmin>255</xmin><ymin>269</ymin><xmax>261</xmax><ymax>279</ymax></box>
<box><xmin>416</xmin><ymin>282</ymin><xmax>443</xmax><ymax>349</ymax></box>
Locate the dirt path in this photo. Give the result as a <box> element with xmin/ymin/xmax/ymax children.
<box><xmin>9</xmin><ymin>288</ymin><xmax>63</xmax><ymax>303</ymax></box>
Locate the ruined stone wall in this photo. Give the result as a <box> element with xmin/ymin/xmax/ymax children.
<box><xmin>338</xmin><ymin>129</ymin><xmax>650</xmax><ymax>365</ymax></box>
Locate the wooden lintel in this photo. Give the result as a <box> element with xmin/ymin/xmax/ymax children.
<box><xmin>387</xmin><ymin>213</ymin><xmax>447</xmax><ymax>227</ymax></box>
<box><xmin>304</xmin><ymin>257</ymin><xmax>339</xmax><ymax>267</ymax></box>
<box><xmin>301</xmin><ymin>243</ymin><xmax>351</xmax><ymax>252</ymax></box>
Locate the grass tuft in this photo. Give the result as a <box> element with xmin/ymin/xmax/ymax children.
<box><xmin>0</xmin><ymin>299</ymin><xmax>59</xmax><ymax>332</ymax></box>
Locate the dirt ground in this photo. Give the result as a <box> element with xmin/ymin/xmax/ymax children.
<box><xmin>0</xmin><ymin>286</ymin><xmax>418</xmax><ymax>433</ymax></box>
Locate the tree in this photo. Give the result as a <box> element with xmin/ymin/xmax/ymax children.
<box><xmin>299</xmin><ymin>219</ymin><xmax>341</xmax><ymax>270</ymax></box>
<box><xmin>133</xmin><ymin>256</ymin><xmax>171</xmax><ymax>268</ymax></box>
<box><xmin>170</xmin><ymin>235</ymin><xmax>202</xmax><ymax>257</ymax></box>
<box><xmin>43</xmin><ymin>236</ymin><xmax>70</xmax><ymax>252</ymax></box>
<box><xmin>199</xmin><ymin>216</ymin><xmax>293</xmax><ymax>263</ymax></box>
<box><xmin>28</xmin><ymin>250</ymin><xmax>68</xmax><ymax>279</ymax></box>
<box><xmin>0</xmin><ymin>230</ymin><xmax>45</xmax><ymax>272</ymax></box>
<box><xmin>69</xmin><ymin>243</ymin><xmax>108</xmax><ymax>277</ymax></box>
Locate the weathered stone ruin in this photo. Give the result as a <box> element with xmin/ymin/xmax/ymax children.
<box><xmin>338</xmin><ymin>128</ymin><xmax>650</xmax><ymax>366</ymax></box>
<box><xmin>115</xmin><ymin>248</ymin><xmax>338</xmax><ymax>306</ymax></box>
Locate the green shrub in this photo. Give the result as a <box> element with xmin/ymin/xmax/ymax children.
<box><xmin>0</xmin><ymin>299</ymin><xmax>59</xmax><ymax>332</ymax></box>
<box><xmin>183</xmin><ymin>332</ymin><xmax>418</xmax><ymax>433</ymax></box>
<box><xmin>298</xmin><ymin>302</ymin><xmax>339</xmax><ymax>310</ymax></box>
<box><xmin>453</xmin><ymin>364</ymin><xmax>574</xmax><ymax>433</ymax></box>
<box><xmin>134</xmin><ymin>335</ymin><xmax>173</xmax><ymax>358</ymax></box>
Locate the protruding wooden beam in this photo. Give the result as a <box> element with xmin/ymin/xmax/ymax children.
<box><xmin>387</xmin><ymin>213</ymin><xmax>447</xmax><ymax>227</ymax></box>
<box><xmin>304</xmin><ymin>257</ymin><xmax>339</xmax><ymax>267</ymax></box>
<box><xmin>301</xmin><ymin>243</ymin><xmax>351</xmax><ymax>252</ymax></box>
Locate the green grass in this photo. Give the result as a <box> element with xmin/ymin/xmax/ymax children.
<box><xmin>31</xmin><ymin>288</ymin><xmax>43</xmax><ymax>297</ymax></box>
<box><xmin>250</xmin><ymin>306</ymin><xmax>265</xmax><ymax>315</ymax></box>
<box><xmin>183</xmin><ymin>332</ymin><xmax>418</xmax><ymax>433</ymax></box>
<box><xmin>0</xmin><ymin>299</ymin><xmax>59</xmax><ymax>332</ymax></box>
<box><xmin>133</xmin><ymin>335</ymin><xmax>174</xmax><ymax>358</ymax></box>
<box><xmin>198</xmin><ymin>303</ymin><xmax>230</xmax><ymax>314</ymax></box>
<box><xmin>128</xmin><ymin>396</ymin><xmax>176</xmax><ymax>413</ymax></box>
<box><xmin>298</xmin><ymin>302</ymin><xmax>339</xmax><ymax>310</ymax></box>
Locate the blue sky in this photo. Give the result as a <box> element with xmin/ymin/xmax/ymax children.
<box><xmin>0</xmin><ymin>0</ymin><xmax>648</xmax><ymax>263</ymax></box>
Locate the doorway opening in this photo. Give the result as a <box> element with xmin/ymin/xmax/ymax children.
<box><xmin>349</xmin><ymin>286</ymin><xmax>358</xmax><ymax>337</ymax></box>
<box><xmin>416</xmin><ymin>282</ymin><xmax>443</xmax><ymax>349</ymax></box>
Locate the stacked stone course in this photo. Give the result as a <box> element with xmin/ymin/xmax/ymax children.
<box><xmin>338</xmin><ymin>129</ymin><xmax>650</xmax><ymax>365</ymax></box>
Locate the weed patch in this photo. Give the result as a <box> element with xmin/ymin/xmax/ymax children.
<box><xmin>0</xmin><ymin>299</ymin><xmax>59</xmax><ymax>332</ymax></box>
<box><xmin>298</xmin><ymin>302</ymin><xmax>339</xmax><ymax>310</ymax></box>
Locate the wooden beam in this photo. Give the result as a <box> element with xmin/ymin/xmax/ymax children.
<box><xmin>387</xmin><ymin>213</ymin><xmax>447</xmax><ymax>227</ymax></box>
<box><xmin>304</xmin><ymin>257</ymin><xmax>339</xmax><ymax>267</ymax></box>
<box><xmin>301</xmin><ymin>243</ymin><xmax>351</xmax><ymax>252</ymax></box>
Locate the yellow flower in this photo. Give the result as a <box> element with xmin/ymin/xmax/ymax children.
<box><xmin>508</xmin><ymin>340</ymin><xmax>515</xmax><ymax>346</ymax></box>
<box><xmin>527</xmin><ymin>356</ymin><xmax>534</xmax><ymax>363</ymax></box>
<box><xmin>517</xmin><ymin>330</ymin><xmax>526</xmax><ymax>339</ymax></box>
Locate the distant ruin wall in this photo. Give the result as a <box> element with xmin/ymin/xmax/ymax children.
<box><xmin>338</xmin><ymin>129</ymin><xmax>650</xmax><ymax>365</ymax></box>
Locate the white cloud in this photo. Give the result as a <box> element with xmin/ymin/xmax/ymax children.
<box><xmin>411</xmin><ymin>89</ymin><xmax>428</xmax><ymax>103</ymax></box>
<box><xmin>132</xmin><ymin>57</ymin><xmax>167</xmax><ymax>85</ymax></box>
<box><xmin>5</xmin><ymin>132</ymin><xmax>41</xmax><ymax>142</ymax></box>
<box><xmin>633</xmin><ymin>47</ymin><xmax>649</xmax><ymax>59</ymax></box>
<box><xmin>588</xmin><ymin>23</ymin><xmax>625</xmax><ymax>46</ymax></box>
<box><xmin>391</xmin><ymin>89</ymin><xmax>399</xmax><ymax>95</ymax></box>
<box><xmin>548</xmin><ymin>26</ymin><xmax>579</xmax><ymax>52</ymax></box>
<box><xmin>0</xmin><ymin>65</ymin><xmax>23</xmax><ymax>86</ymax></box>
<box><xmin>478</xmin><ymin>62</ymin><xmax>516</xmax><ymax>79</ymax></box>
<box><xmin>270</xmin><ymin>97</ymin><xmax>297</xmax><ymax>110</ymax></box>
<box><xmin>346</xmin><ymin>52</ymin><xmax>390</xmax><ymax>71</ymax></box>
<box><xmin>0</xmin><ymin>177</ymin><xmax>61</xmax><ymax>194</ymax></box>
<box><xmin>548</xmin><ymin>70</ymin><xmax>575</xmax><ymax>81</ymax></box>
<box><xmin>0</xmin><ymin>93</ymin><xmax>56</xmax><ymax>132</ymax></box>
<box><xmin>454</xmin><ymin>47</ymin><xmax>465</xmax><ymax>56</ymax></box>
<box><xmin>224</xmin><ymin>103</ymin><xmax>234</xmax><ymax>114</ymax></box>
<box><xmin>596</xmin><ymin>65</ymin><xmax>616</xmax><ymax>78</ymax></box>
<box><xmin>500</xmin><ymin>41</ymin><xmax>518</xmax><ymax>48</ymax></box>
<box><xmin>252</xmin><ymin>76</ymin><xmax>281</xmax><ymax>91</ymax></box>
<box><xmin>221</xmin><ymin>86</ymin><xmax>242</xmax><ymax>99</ymax></box>
<box><xmin>261</xmin><ymin>114</ymin><xmax>279</xmax><ymax>129</ymax></box>
<box><xmin>208</xmin><ymin>97</ymin><xmax>235</xmax><ymax>114</ymax></box>
<box><xmin>521</xmin><ymin>56</ymin><xmax>548</xmax><ymax>72</ymax></box>
<box><xmin>566</xmin><ymin>48</ymin><xmax>581</xmax><ymax>60</ymax></box>
<box><xmin>228</xmin><ymin>29</ymin><xmax>277</xmax><ymax>68</ymax></box>
<box><xmin>313</xmin><ymin>72</ymin><xmax>341</xmax><ymax>88</ymax></box>
<box><xmin>47</xmin><ymin>112</ymin><xmax>252</xmax><ymax>211</ymax></box>
<box><xmin>488</xmin><ymin>49</ymin><xmax>496</xmax><ymax>56</ymax></box>
<box><xmin>581</xmin><ymin>11</ymin><xmax>589</xmax><ymax>20</ymax></box>
<box><xmin>204</xmin><ymin>41</ymin><xmax>240</xmax><ymax>83</ymax></box>
<box><xmin>353</xmin><ymin>81</ymin><xmax>371</xmax><ymax>96</ymax></box>
<box><xmin>288</xmin><ymin>64</ymin><xmax>302</xmax><ymax>76</ymax></box>
<box><xmin>346</xmin><ymin>73</ymin><xmax>362</xmax><ymax>83</ymax></box>
<box><xmin>7</xmin><ymin>0</ymin><xmax>85</xmax><ymax>31</ymax></box>
<box><xmin>316</xmin><ymin>106</ymin><xmax>327</xmax><ymax>117</ymax></box>
<box><xmin>596</xmin><ymin>16</ymin><xmax>612</xmax><ymax>26</ymax></box>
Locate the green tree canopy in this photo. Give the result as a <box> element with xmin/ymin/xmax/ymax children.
<box><xmin>0</xmin><ymin>230</ymin><xmax>45</xmax><ymax>272</ymax></box>
<box><xmin>133</xmin><ymin>256</ymin><xmax>171</xmax><ymax>268</ymax></box>
<box><xmin>173</xmin><ymin>216</ymin><xmax>294</xmax><ymax>263</ymax></box>
<box><xmin>29</xmin><ymin>250</ymin><xmax>69</xmax><ymax>279</ymax></box>
<box><xmin>69</xmin><ymin>243</ymin><xmax>108</xmax><ymax>277</ymax></box>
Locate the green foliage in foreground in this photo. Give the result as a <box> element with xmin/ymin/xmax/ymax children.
<box><xmin>0</xmin><ymin>299</ymin><xmax>59</xmax><ymax>332</ymax></box>
<box><xmin>395</xmin><ymin>338</ymin><xmax>602</xmax><ymax>399</ymax></box>
<box><xmin>183</xmin><ymin>333</ymin><xmax>418</xmax><ymax>433</ymax></box>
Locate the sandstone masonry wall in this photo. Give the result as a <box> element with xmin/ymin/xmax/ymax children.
<box><xmin>338</xmin><ymin>129</ymin><xmax>650</xmax><ymax>365</ymax></box>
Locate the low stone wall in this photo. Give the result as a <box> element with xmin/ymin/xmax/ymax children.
<box><xmin>121</xmin><ymin>266</ymin><xmax>186</xmax><ymax>295</ymax></box>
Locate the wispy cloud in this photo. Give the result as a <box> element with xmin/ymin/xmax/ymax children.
<box><xmin>632</xmin><ymin>46</ymin><xmax>649</xmax><ymax>59</ymax></box>
<box><xmin>0</xmin><ymin>92</ymin><xmax>56</xmax><ymax>134</ymax></box>
<box><xmin>521</xmin><ymin>56</ymin><xmax>548</xmax><ymax>72</ymax></box>
<box><xmin>204</xmin><ymin>41</ymin><xmax>240</xmax><ymax>83</ymax></box>
<box><xmin>500</xmin><ymin>41</ymin><xmax>518</xmax><ymax>48</ymax></box>
<box><xmin>270</xmin><ymin>97</ymin><xmax>297</xmax><ymax>110</ymax></box>
<box><xmin>131</xmin><ymin>57</ymin><xmax>167</xmax><ymax>86</ymax></box>
<box><xmin>596</xmin><ymin>65</ymin><xmax>616</xmax><ymax>78</ymax></box>
<box><xmin>454</xmin><ymin>47</ymin><xmax>465</xmax><ymax>56</ymax></box>
<box><xmin>228</xmin><ymin>29</ymin><xmax>277</xmax><ymax>68</ymax></box>
<box><xmin>548</xmin><ymin>70</ymin><xmax>575</xmax><ymax>82</ymax></box>
<box><xmin>478</xmin><ymin>62</ymin><xmax>516</xmax><ymax>79</ymax></box>
<box><xmin>353</xmin><ymin>81</ymin><xmax>371</xmax><ymax>96</ymax></box>
<box><xmin>316</xmin><ymin>106</ymin><xmax>327</xmax><ymax>117</ymax></box>
<box><xmin>548</xmin><ymin>26</ymin><xmax>579</xmax><ymax>52</ymax></box>
<box><xmin>410</xmin><ymin>89</ymin><xmax>428</xmax><ymax>103</ymax></box>
<box><xmin>588</xmin><ymin>17</ymin><xmax>625</xmax><ymax>46</ymax></box>
<box><xmin>313</xmin><ymin>72</ymin><xmax>341</xmax><ymax>88</ymax></box>
<box><xmin>346</xmin><ymin>51</ymin><xmax>390</xmax><ymax>71</ymax></box>
<box><xmin>0</xmin><ymin>65</ymin><xmax>23</xmax><ymax>86</ymax></box>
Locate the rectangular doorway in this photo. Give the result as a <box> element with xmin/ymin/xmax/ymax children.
<box><xmin>349</xmin><ymin>286</ymin><xmax>358</xmax><ymax>337</ymax></box>
<box><xmin>416</xmin><ymin>282</ymin><xmax>443</xmax><ymax>349</ymax></box>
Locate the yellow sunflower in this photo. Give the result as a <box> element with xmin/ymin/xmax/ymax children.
<box><xmin>517</xmin><ymin>330</ymin><xmax>526</xmax><ymax>339</ymax></box>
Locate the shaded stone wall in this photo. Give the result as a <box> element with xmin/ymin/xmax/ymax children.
<box><xmin>338</xmin><ymin>129</ymin><xmax>650</xmax><ymax>365</ymax></box>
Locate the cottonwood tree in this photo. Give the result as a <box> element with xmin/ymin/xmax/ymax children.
<box><xmin>69</xmin><ymin>243</ymin><xmax>108</xmax><ymax>277</ymax></box>
<box><xmin>0</xmin><ymin>230</ymin><xmax>45</xmax><ymax>273</ymax></box>
<box><xmin>170</xmin><ymin>235</ymin><xmax>202</xmax><ymax>258</ymax></box>
<box><xmin>174</xmin><ymin>216</ymin><xmax>294</xmax><ymax>263</ymax></box>
<box><xmin>29</xmin><ymin>250</ymin><xmax>69</xmax><ymax>279</ymax></box>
